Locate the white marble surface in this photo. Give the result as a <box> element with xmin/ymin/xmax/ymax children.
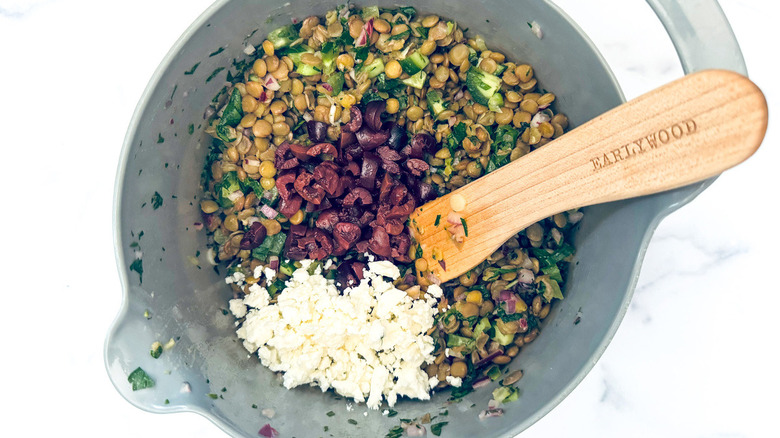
<box><xmin>1</xmin><ymin>0</ymin><xmax>777</xmax><ymax>436</ymax></box>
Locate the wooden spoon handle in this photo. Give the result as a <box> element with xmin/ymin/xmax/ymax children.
<box><xmin>410</xmin><ymin>69</ymin><xmax>767</xmax><ymax>283</ymax></box>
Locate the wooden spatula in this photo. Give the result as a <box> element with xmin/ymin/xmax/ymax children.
<box><xmin>408</xmin><ymin>69</ymin><xmax>767</xmax><ymax>283</ymax></box>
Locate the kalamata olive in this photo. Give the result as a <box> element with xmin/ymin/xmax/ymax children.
<box><xmin>386</xmin><ymin>123</ymin><xmax>407</xmax><ymax>150</ymax></box>
<box><xmin>312</xmin><ymin>162</ymin><xmax>340</xmax><ymax>195</ymax></box>
<box><xmin>390</xmin><ymin>233</ymin><xmax>412</xmax><ymax>262</ymax></box>
<box><xmin>306</xmin><ymin>120</ymin><xmax>329</xmax><ymax>143</ymax></box>
<box><xmin>306</xmin><ymin>142</ymin><xmax>339</xmax><ymax>158</ymax></box>
<box><xmin>339</xmin><ymin>206</ymin><xmax>363</xmax><ymax>224</ymax></box>
<box><xmin>358</xmin><ymin>210</ymin><xmax>375</xmax><ymax>227</ymax></box>
<box><xmin>364</xmin><ymin>100</ymin><xmax>386</xmax><ymax>132</ymax></box>
<box><xmin>342</xmin><ymin>106</ymin><xmax>363</xmax><ymax>132</ymax></box>
<box><xmin>378</xmin><ymin>173</ymin><xmax>395</xmax><ymax>203</ymax></box>
<box><xmin>279</xmin><ymin>194</ymin><xmax>303</xmax><ymax>217</ymax></box>
<box><xmin>345</xmin><ymin>161</ymin><xmax>361</xmax><ymax>176</ymax></box>
<box><xmin>359</xmin><ymin>153</ymin><xmax>381</xmax><ymax>189</ymax></box>
<box><xmin>305</xmin><ymin>228</ymin><xmax>334</xmax><ymax>260</ymax></box>
<box><xmin>408</xmin><ymin>132</ymin><xmax>436</xmax><ymax>158</ymax></box>
<box><xmin>315</xmin><ymin>209</ymin><xmax>340</xmax><ymax>232</ymax></box>
<box><xmin>289</xmin><ymin>143</ymin><xmax>313</xmax><ymax>162</ymax></box>
<box><xmin>342</xmin><ymin>187</ymin><xmax>373</xmax><ymax>206</ymax></box>
<box><xmin>333</xmin><ymin>222</ymin><xmax>361</xmax><ymax>251</ymax></box>
<box><xmin>367</xmin><ymin>226</ymin><xmax>391</xmax><ymax>257</ymax></box>
<box><xmin>294</xmin><ymin>172</ymin><xmax>326</xmax><ymax>204</ymax></box>
<box><xmin>283</xmin><ymin>224</ymin><xmax>309</xmax><ymax>260</ymax></box>
<box><xmin>405</xmin><ymin>158</ymin><xmax>430</xmax><ymax>176</ymax></box>
<box><xmin>377</xmin><ymin>145</ymin><xmax>401</xmax><ymax>162</ymax></box>
<box><xmin>274</xmin><ymin>142</ymin><xmax>299</xmax><ymax>170</ymax></box>
<box><xmin>275</xmin><ymin>172</ymin><xmax>297</xmax><ymax>201</ymax></box>
<box><xmin>415</xmin><ymin>181</ymin><xmax>438</xmax><ymax>203</ymax></box>
<box><xmin>239</xmin><ymin>221</ymin><xmax>268</xmax><ymax>250</ymax></box>
<box><xmin>355</xmin><ymin>126</ymin><xmax>390</xmax><ymax>150</ymax></box>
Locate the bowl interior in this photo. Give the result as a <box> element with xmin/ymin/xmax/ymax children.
<box><xmin>106</xmin><ymin>1</ymin><xmax>634</xmax><ymax>436</ymax></box>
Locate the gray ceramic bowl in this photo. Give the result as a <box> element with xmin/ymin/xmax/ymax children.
<box><xmin>106</xmin><ymin>1</ymin><xmax>746</xmax><ymax>436</ymax></box>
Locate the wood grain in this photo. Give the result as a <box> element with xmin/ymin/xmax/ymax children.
<box><xmin>408</xmin><ymin>69</ymin><xmax>767</xmax><ymax>283</ymax></box>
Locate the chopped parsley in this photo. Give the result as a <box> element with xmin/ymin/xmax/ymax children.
<box><xmin>207</xmin><ymin>393</ymin><xmax>219</xmax><ymax>399</ymax></box>
<box><xmin>127</xmin><ymin>367</ymin><xmax>155</xmax><ymax>391</ymax></box>
<box><xmin>326</xmin><ymin>411</ymin><xmax>335</xmax><ymax>417</ymax></box>
<box><xmin>460</xmin><ymin>217</ymin><xmax>468</xmax><ymax>236</ymax></box>
<box><xmin>434</xmin><ymin>214</ymin><xmax>441</xmax><ymax>227</ymax></box>
<box><xmin>184</xmin><ymin>62</ymin><xmax>200</xmax><ymax>75</ymax></box>
<box><xmin>150</xmin><ymin>341</ymin><xmax>163</xmax><ymax>359</ymax></box>
<box><xmin>157</xmin><ymin>133</ymin><xmax>164</xmax><ymax>143</ymax></box>
<box><xmin>347</xmin><ymin>419</ymin><xmax>358</xmax><ymax>425</ymax></box>
<box><xmin>151</xmin><ymin>191</ymin><xmax>163</xmax><ymax>209</ymax></box>
<box><xmin>206</xmin><ymin>66</ymin><xmax>225</xmax><ymax>83</ymax></box>
<box><xmin>386</xmin><ymin>409</ymin><xmax>398</xmax><ymax>417</ymax></box>
<box><xmin>129</xmin><ymin>258</ymin><xmax>143</xmax><ymax>284</ymax></box>
<box><xmin>431</xmin><ymin>421</ymin><xmax>449</xmax><ymax>436</ymax></box>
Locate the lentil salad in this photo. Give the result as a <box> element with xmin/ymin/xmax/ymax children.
<box><xmin>199</xmin><ymin>3</ymin><xmax>581</xmax><ymax>411</ymax></box>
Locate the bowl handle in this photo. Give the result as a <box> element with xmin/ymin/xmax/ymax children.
<box><xmin>646</xmin><ymin>0</ymin><xmax>747</xmax><ymax>75</ymax></box>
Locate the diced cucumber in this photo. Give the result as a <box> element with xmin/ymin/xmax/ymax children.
<box><xmin>466</xmin><ymin>68</ymin><xmax>503</xmax><ymax>106</ymax></box>
<box><xmin>399</xmin><ymin>51</ymin><xmax>429</xmax><ymax>75</ymax></box>
<box><xmin>402</xmin><ymin>71</ymin><xmax>427</xmax><ymax>89</ymax></box>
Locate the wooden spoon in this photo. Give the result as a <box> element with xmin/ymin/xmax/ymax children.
<box><xmin>408</xmin><ymin>69</ymin><xmax>767</xmax><ymax>283</ymax></box>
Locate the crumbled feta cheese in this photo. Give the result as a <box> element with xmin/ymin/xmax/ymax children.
<box><xmin>225</xmin><ymin>271</ymin><xmax>246</xmax><ymax>285</ymax></box>
<box><xmin>234</xmin><ymin>259</ymin><xmax>438</xmax><ymax>409</ymax></box>
<box><xmin>229</xmin><ymin>299</ymin><xmax>248</xmax><ymax>318</ymax></box>
<box><xmin>446</xmin><ymin>376</ymin><xmax>463</xmax><ymax>387</ymax></box>
<box><xmin>429</xmin><ymin>376</ymin><xmax>440</xmax><ymax>389</ymax></box>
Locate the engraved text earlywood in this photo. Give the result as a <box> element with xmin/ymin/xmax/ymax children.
<box><xmin>590</xmin><ymin>119</ymin><xmax>698</xmax><ymax>170</ymax></box>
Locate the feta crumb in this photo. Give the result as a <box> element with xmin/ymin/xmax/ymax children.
<box><xmin>446</xmin><ymin>376</ymin><xmax>463</xmax><ymax>387</ymax></box>
<box><xmin>429</xmin><ymin>376</ymin><xmax>440</xmax><ymax>389</ymax></box>
<box><xmin>234</xmin><ymin>259</ymin><xmax>438</xmax><ymax>409</ymax></box>
<box><xmin>229</xmin><ymin>299</ymin><xmax>248</xmax><ymax>318</ymax></box>
<box><xmin>261</xmin><ymin>408</ymin><xmax>275</xmax><ymax>419</ymax></box>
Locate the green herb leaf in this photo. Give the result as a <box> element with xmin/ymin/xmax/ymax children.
<box><xmin>386</xmin><ymin>409</ymin><xmax>398</xmax><ymax>417</ymax></box>
<box><xmin>387</xmin><ymin>29</ymin><xmax>411</xmax><ymax>41</ymax></box>
<box><xmin>128</xmin><ymin>367</ymin><xmax>155</xmax><ymax>391</ymax></box>
<box><xmin>434</xmin><ymin>214</ymin><xmax>441</xmax><ymax>227</ymax></box>
<box><xmin>151</xmin><ymin>191</ymin><xmax>163</xmax><ymax>209</ymax></box>
<box><xmin>184</xmin><ymin>62</ymin><xmax>200</xmax><ymax>75</ymax></box>
<box><xmin>416</xmin><ymin>26</ymin><xmax>429</xmax><ymax>39</ymax></box>
<box><xmin>207</xmin><ymin>393</ymin><xmax>218</xmax><ymax>399</ymax></box>
<box><xmin>326</xmin><ymin>411</ymin><xmax>336</xmax><ymax>417</ymax></box>
<box><xmin>431</xmin><ymin>421</ymin><xmax>449</xmax><ymax>436</ymax></box>
<box><xmin>251</xmin><ymin>232</ymin><xmax>287</xmax><ymax>261</ymax></box>
<box><xmin>215</xmin><ymin>88</ymin><xmax>243</xmax><ymax>143</ymax></box>
<box><xmin>460</xmin><ymin>217</ymin><xmax>468</xmax><ymax>237</ymax></box>
<box><xmin>150</xmin><ymin>342</ymin><xmax>163</xmax><ymax>359</ymax></box>
<box><xmin>348</xmin><ymin>419</ymin><xmax>358</xmax><ymax>425</ymax></box>
<box><xmin>129</xmin><ymin>258</ymin><xmax>143</xmax><ymax>284</ymax></box>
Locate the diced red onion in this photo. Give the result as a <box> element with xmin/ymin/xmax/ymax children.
<box><xmin>518</xmin><ymin>269</ymin><xmax>535</xmax><ymax>284</ymax></box>
<box><xmin>529</xmin><ymin>20</ymin><xmax>543</xmax><ymax>39</ymax></box>
<box><xmin>404</xmin><ymin>273</ymin><xmax>416</xmax><ymax>285</ymax></box>
<box><xmin>427</xmin><ymin>270</ymin><xmax>442</xmax><ymax>285</ymax></box>
<box><xmin>193</xmin><ymin>222</ymin><xmax>203</xmax><ymax>231</ymax></box>
<box><xmin>321</xmin><ymin>82</ymin><xmax>333</xmax><ymax>93</ymax></box>
<box><xmin>479</xmin><ymin>408</ymin><xmax>504</xmax><ymax>420</ymax></box>
<box><xmin>507</xmin><ymin>300</ymin><xmax>516</xmax><ymax>314</ymax></box>
<box><xmin>499</xmin><ymin>290</ymin><xmax>513</xmax><ymax>301</ymax></box>
<box><xmin>487</xmin><ymin>398</ymin><xmax>502</xmax><ymax>409</ymax></box>
<box><xmin>263</xmin><ymin>74</ymin><xmax>281</xmax><ymax>91</ymax></box>
<box><xmin>448</xmin><ymin>115</ymin><xmax>457</xmax><ymax>127</ymax></box>
<box><xmin>302</xmin><ymin>112</ymin><xmax>313</xmax><ymax>122</ymax></box>
<box><xmin>263</xmin><ymin>190</ymin><xmax>277</xmax><ymax>200</ymax></box>
<box><xmin>228</xmin><ymin>190</ymin><xmax>243</xmax><ymax>202</ymax></box>
<box><xmin>268</xmin><ymin>256</ymin><xmax>280</xmax><ymax>270</ymax></box>
<box><xmin>438</xmin><ymin>260</ymin><xmax>446</xmax><ymax>272</ymax></box>
<box><xmin>472</xmin><ymin>376</ymin><xmax>491</xmax><ymax>389</ymax></box>
<box><xmin>454</xmin><ymin>291</ymin><xmax>466</xmax><ymax>301</ymax></box>
<box><xmin>405</xmin><ymin>424</ymin><xmax>426</xmax><ymax>436</ymax></box>
<box><xmin>260</xmin><ymin>204</ymin><xmax>279</xmax><ymax>219</ymax></box>
<box><xmin>446</xmin><ymin>211</ymin><xmax>461</xmax><ymax>225</ymax></box>
<box><xmin>245</xmin><ymin>158</ymin><xmax>261</xmax><ymax>167</ymax></box>
<box><xmin>475</xmin><ymin>350</ymin><xmax>503</xmax><ymax>367</ymax></box>
<box><xmin>258</xmin><ymin>424</ymin><xmax>279</xmax><ymax>438</ymax></box>
<box><xmin>530</xmin><ymin>112</ymin><xmax>551</xmax><ymax>127</ymax></box>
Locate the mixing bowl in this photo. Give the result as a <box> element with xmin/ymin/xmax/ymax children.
<box><xmin>105</xmin><ymin>1</ymin><xmax>746</xmax><ymax>436</ymax></box>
